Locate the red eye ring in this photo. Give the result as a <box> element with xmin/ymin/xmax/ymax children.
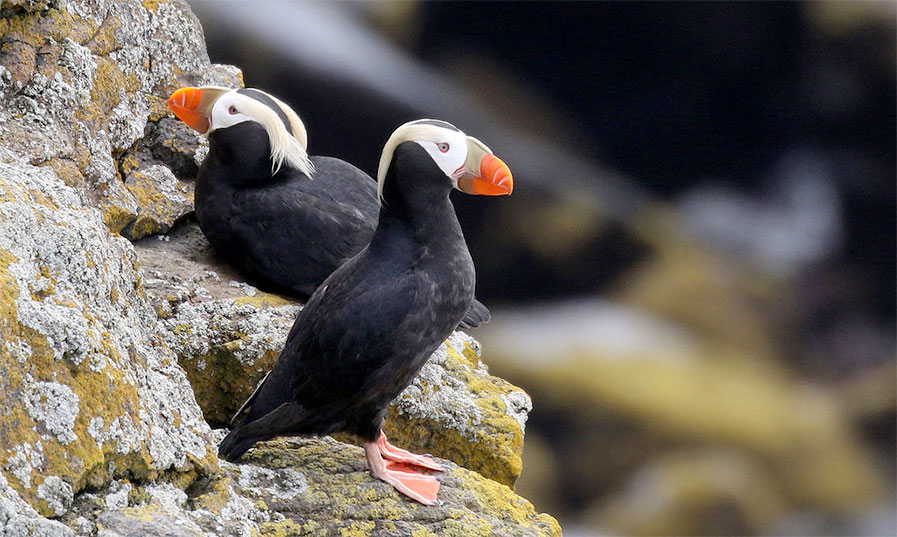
<box><xmin>228</xmin><ymin>105</ymin><xmax>238</xmax><ymax>115</ymax></box>
<box><xmin>437</xmin><ymin>142</ymin><xmax>450</xmax><ymax>153</ymax></box>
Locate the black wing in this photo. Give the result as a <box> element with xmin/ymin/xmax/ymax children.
<box><xmin>228</xmin><ymin>159</ymin><xmax>378</xmax><ymax>296</ymax></box>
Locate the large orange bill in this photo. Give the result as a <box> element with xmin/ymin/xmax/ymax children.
<box><xmin>458</xmin><ymin>153</ymin><xmax>513</xmax><ymax>196</ymax></box>
<box><xmin>166</xmin><ymin>87</ymin><xmax>229</xmax><ymax>133</ymax></box>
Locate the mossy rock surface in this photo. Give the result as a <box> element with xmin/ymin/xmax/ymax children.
<box><xmin>74</xmin><ymin>436</ymin><xmax>561</xmax><ymax>537</ymax></box>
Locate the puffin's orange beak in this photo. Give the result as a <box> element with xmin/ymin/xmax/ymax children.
<box><xmin>167</xmin><ymin>87</ymin><xmax>213</xmax><ymax>133</ymax></box>
<box><xmin>457</xmin><ymin>153</ymin><xmax>513</xmax><ymax>196</ymax></box>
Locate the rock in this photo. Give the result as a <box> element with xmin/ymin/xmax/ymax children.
<box><xmin>134</xmin><ymin>222</ymin><xmax>301</xmax><ymax>428</ymax></box>
<box><xmin>0</xmin><ymin>158</ymin><xmax>216</xmax><ymax>518</ymax></box>
<box><xmin>65</xmin><ymin>436</ymin><xmax>561</xmax><ymax>537</ymax></box>
<box><xmin>137</xmin><ymin>221</ymin><xmax>532</xmax><ymax>487</ymax></box>
<box><xmin>0</xmin><ymin>0</ymin><xmax>244</xmax><ymax>518</ymax></box>
<box><xmin>0</xmin><ymin>471</ymin><xmax>74</xmax><ymax>537</ymax></box>
<box><xmin>384</xmin><ymin>333</ymin><xmax>531</xmax><ymax>488</ymax></box>
<box><xmin>122</xmin><ymin>164</ymin><xmax>194</xmax><ymax>239</ymax></box>
<box><xmin>588</xmin><ymin>450</ymin><xmax>787</xmax><ymax>536</ymax></box>
<box><xmin>0</xmin><ymin>0</ymin><xmax>240</xmax><ymax>239</ymax></box>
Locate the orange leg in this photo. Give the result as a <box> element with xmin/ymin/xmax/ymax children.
<box><xmin>377</xmin><ymin>431</ymin><xmax>444</xmax><ymax>471</ymax></box>
<box><xmin>364</xmin><ymin>438</ymin><xmax>441</xmax><ymax>505</ymax></box>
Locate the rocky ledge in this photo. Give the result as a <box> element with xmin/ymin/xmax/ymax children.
<box><xmin>0</xmin><ymin>0</ymin><xmax>559</xmax><ymax>535</ymax></box>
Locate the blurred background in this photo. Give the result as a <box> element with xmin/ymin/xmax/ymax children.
<box><xmin>187</xmin><ymin>2</ymin><xmax>895</xmax><ymax>535</ymax></box>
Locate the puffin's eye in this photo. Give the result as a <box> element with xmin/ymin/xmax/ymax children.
<box><xmin>437</xmin><ymin>143</ymin><xmax>450</xmax><ymax>153</ymax></box>
<box><xmin>228</xmin><ymin>105</ymin><xmax>238</xmax><ymax>115</ymax></box>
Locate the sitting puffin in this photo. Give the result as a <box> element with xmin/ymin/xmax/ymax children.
<box><xmin>218</xmin><ymin>119</ymin><xmax>513</xmax><ymax>505</ymax></box>
<box><xmin>166</xmin><ymin>86</ymin><xmax>490</xmax><ymax>328</ymax></box>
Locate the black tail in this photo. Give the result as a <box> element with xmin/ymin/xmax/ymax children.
<box><xmin>218</xmin><ymin>400</ymin><xmax>315</xmax><ymax>462</ymax></box>
<box><xmin>218</xmin><ymin>426</ymin><xmax>262</xmax><ymax>462</ymax></box>
<box><xmin>459</xmin><ymin>299</ymin><xmax>491</xmax><ymax>329</ymax></box>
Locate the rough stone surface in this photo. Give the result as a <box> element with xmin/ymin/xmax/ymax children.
<box><xmin>0</xmin><ymin>0</ymin><xmax>225</xmax><ymax>523</ymax></box>
<box><xmin>135</xmin><ymin>222</ymin><xmax>300</xmax><ymax>427</ymax></box>
<box><xmin>0</xmin><ymin>0</ymin><xmax>241</xmax><ymax>239</ymax></box>
<box><xmin>64</xmin><ymin>436</ymin><xmax>560</xmax><ymax>537</ymax></box>
<box><xmin>0</xmin><ymin>156</ymin><xmax>216</xmax><ymax>518</ymax></box>
<box><xmin>385</xmin><ymin>333</ymin><xmax>531</xmax><ymax>488</ymax></box>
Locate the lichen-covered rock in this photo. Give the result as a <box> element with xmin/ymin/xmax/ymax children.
<box><xmin>66</xmin><ymin>436</ymin><xmax>561</xmax><ymax>537</ymax></box>
<box><xmin>0</xmin><ymin>471</ymin><xmax>74</xmax><ymax>537</ymax></box>
<box><xmin>0</xmin><ymin>157</ymin><xmax>216</xmax><ymax>518</ymax></box>
<box><xmin>121</xmin><ymin>164</ymin><xmax>194</xmax><ymax>240</ymax></box>
<box><xmin>0</xmin><ymin>0</ymin><xmax>228</xmax><ymax>520</ymax></box>
<box><xmin>136</xmin><ymin>221</ymin><xmax>531</xmax><ymax>487</ymax></box>
<box><xmin>0</xmin><ymin>1</ymin><xmax>555</xmax><ymax>534</ymax></box>
<box><xmin>0</xmin><ymin>0</ymin><xmax>240</xmax><ymax>239</ymax></box>
<box><xmin>135</xmin><ymin>222</ymin><xmax>300</xmax><ymax>427</ymax></box>
<box><xmin>385</xmin><ymin>333</ymin><xmax>531</xmax><ymax>488</ymax></box>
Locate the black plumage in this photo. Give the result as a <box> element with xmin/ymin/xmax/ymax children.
<box><xmin>197</xmin><ymin>121</ymin><xmax>376</xmax><ymax>298</ymax></box>
<box><xmin>219</xmin><ymin>140</ymin><xmax>474</xmax><ymax>451</ymax></box>
<box><xmin>218</xmin><ymin>121</ymin><xmax>513</xmax><ymax>505</ymax></box>
<box><xmin>170</xmin><ymin>86</ymin><xmax>491</xmax><ymax>328</ymax></box>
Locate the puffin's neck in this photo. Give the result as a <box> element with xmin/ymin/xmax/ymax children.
<box><xmin>374</xmin><ymin>147</ymin><xmax>462</xmax><ymax>248</ymax></box>
<box><xmin>204</xmin><ymin>123</ymin><xmax>284</xmax><ymax>186</ymax></box>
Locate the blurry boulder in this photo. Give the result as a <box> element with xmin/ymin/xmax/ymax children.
<box><xmin>478</xmin><ymin>299</ymin><xmax>885</xmax><ymax>534</ymax></box>
<box><xmin>588</xmin><ymin>450</ymin><xmax>787</xmax><ymax>536</ymax></box>
<box><xmin>613</xmin><ymin>209</ymin><xmax>783</xmax><ymax>357</ymax></box>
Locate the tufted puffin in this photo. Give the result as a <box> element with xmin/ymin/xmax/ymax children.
<box><xmin>166</xmin><ymin>87</ymin><xmax>490</xmax><ymax>329</ymax></box>
<box><xmin>217</xmin><ymin>119</ymin><xmax>513</xmax><ymax>505</ymax></box>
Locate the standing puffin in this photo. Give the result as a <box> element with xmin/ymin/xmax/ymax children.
<box><xmin>166</xmin><ymin>87</ymin><xmax>491</xmax><ymax>328</ymax></box>
<box><xmin>218</xmin><ymin>119</ymin><xmax>513</xmax><ymax>505</ymax></box>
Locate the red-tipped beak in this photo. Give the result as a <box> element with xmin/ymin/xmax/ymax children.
<box><xmin>167</xmin><ymin>87</ymin><xmax>212</xmax><ymax>133</ymax></box>
<box><xmin>458</xmin><ymin>154</ymin><xmax>514</xmax><ymax>196</ymax></box>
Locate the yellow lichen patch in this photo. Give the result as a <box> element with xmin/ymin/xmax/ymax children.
<box><xmin>120</xmin><ymin>153</ymin><xmax>142</xmax><ymax>177</ymax></box>
<box><xmin>460</xmin><ymin>467</ymin><xmax>552</xmax><ymax>530</ymax></box>
<box><xmin>83</xmin><ymin>15</ymin><xmax>121</xmax><ymax>56</ymax></box>
<box><xmin>0</xmin><ymin>7</ymin><xmax>85</xmax><ymax>49</ymax></box>
<box><xmin>141</xmin><ymin>0</ymin><xmax>166</xmax><ymax>12</ymax></box>
<box><xmin>148</xmin><ymin>95</ymin><xmax>173</xmax><ymax>121</ymax></box>
<box><xmin>75</xmin><ymin>56</ymin><xmax>128</xmax><ymax>125</ymax></box>
<box><xmin>182</xmin><ymin>346</ymin><xmax>279</xmax><ymax>427</ymax></box>
<box><xmin>190</xmin><ymin>475</ymin><xmax>233</xmax><ymax>514</ymax></box>
<box><xmin>449</xmin><ymin>339</ymin><xmax>480</xmax><ymax>370</ymax></box>
<box><xmin>40</xmin><ymin>158</ymin><xmax>86</xmax><ymax>190</ymax></box>
<box><xmin>103</xmin><ymin>204</ymin><xmax>138</xmax><ymax>235</ymax></box>
<box><xmin>258</xmin><ymin>519</ymin><xmax>312</xmax><ymax>537</ymax></box>
<box><xmin>0</xmin><ymin>247</ymin><xmax>20</xmax><ymax>318</ymax></box>
<box><xmin>339</xmin><ymin>521</ymin><xmax>376</xmax><ymax>537</ymax></box>
<box><xmin>126</xmin><ymin>215</ymin><xmax>163</xmax><ymax>239</ymax></box>
<box><xmin>232</xmin><ymin>293</ymin><xmax>295</xmax><ymax>309</ymax></box>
